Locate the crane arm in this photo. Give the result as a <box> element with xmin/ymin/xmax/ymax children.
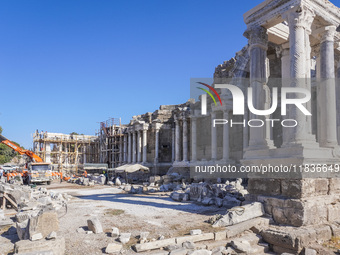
<box><xmin>0</xmin><ymin>134</ymin><xmax>43</xmax><ymax>163</ymax></box>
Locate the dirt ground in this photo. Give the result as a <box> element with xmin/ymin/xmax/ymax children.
<box><xmin>0</xmin><ymin>182</ymin><xmax>226</xmax><ymax>255</ymax></box>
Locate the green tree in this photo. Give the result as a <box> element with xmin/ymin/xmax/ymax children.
<box><xmin>0</xmin><ymin>127</ymin><xmax>20</xmax><ymax>164</ymax></box>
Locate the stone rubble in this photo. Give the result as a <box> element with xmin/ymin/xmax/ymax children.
<box><xmin>87</xmin><ymin>217</ymin><xmax>103</xmax><ymax>234</ymax></box>
<box><xmin>111</xmin><ymin>227</ymin><xmax>120</xmax><ymax>238</ymax></box>
<box><xmin>211</xmin><ymin>202</ymin><xmax>264</xmax><ymax>227</ymax></box>
<box><xmin>119</xmin><ymin>232</ymin><xmax>131</xmax><ymax>244</ymax></box>
<box><xmin>0</xmin><ymin>182</ymin><xmax>69</xmax><ymax>255</ymax></box>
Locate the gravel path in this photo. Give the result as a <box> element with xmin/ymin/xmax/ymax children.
<box><xmin>49</xmin><ymin>183</ymin><xmax>226</xmax><ymax>254</ymax></box>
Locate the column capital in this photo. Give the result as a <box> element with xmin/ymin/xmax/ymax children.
<box><xmin>319</xmin><ymin>25</ymin><xmax>337</xmax><ymax>43</ymax></box>
<box><xmin>277</xmin><ymin>42</ymin><xmax>290</xmax><ymax>58</ymax></box>
<box><xmin>282</xmin><ymin>5</ymin><xmax>315</xmax><ymax>33</ymax></box>
<box><xmin>244</xmin><ymin>26</ymin><xmax>268</xmax><ymax>50</ymax></box>
<box><xmin>311</xmin><ymin>44</ymin><xmax>321</xmax><ymax>57</ymax></box>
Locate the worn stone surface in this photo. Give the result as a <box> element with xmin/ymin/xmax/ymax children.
<box><xmin>176</xmin><ymin>233</ymin><xmax>214</xmax><ymax>244</ymax></box>
<box><xmin>213</xmin><ymin>202</ymin><xmax>264</xmax><ymax>227</ymax></box>
<box><xmin>105</xmin><ymin>242</ymin><xmax>122</xmax><ymax>253</ymax></box>
<box><xmin>262</xmin><ymin>225</ymin><xmax>332</xmax><ymax>252</ymax></box>
<box><xmin>134</xmin><ymin>238</ymin><xmax>177</xmax><ymax>252</ymax></box>
<box><xmin>111</xmin><ymin>227</ymin><xmax>120</xmax><ymax>238</ymax></box>
<box><xmin>190</xmin><ymin>229</ymin><xmax>202</xmax><ymax>235</ymax></box>
<box><xmin>230</xmin><ymin>240</ymin><xmax>252</xmax><ymax>253</ymax></box>
<box><xmin>14</xmin><ymin>236</ymin><xmax>65</xmax><ymax>255</ymax></box>
<box><xmin>182</xmin><ymin>241</ymin><xmax>195</xmax><ymax>249</ymax></box>
<box><xmin>225</xmin><ymin>217</ymin><xmax>269</xmax><ymax>238</ymax></box>
<box><xmin>169</xmin><ymin>247</ymin><xmax>188</xmax><ymax>255</ymax></box>
<box><xmin>30</xmin><ymin>232</ymin><xmax>43</xmax><ymax>241</ymax></box>
<box><xmin>16</xmin><ymin>219</ymin><xmax>29</xmax><ymax>240</ymax></box>
<box><xmin>46</xmin><ymin>231</ymin><xmax>57</xmax><ymax>240</ymax></box>
<box><xmin>119</xmin><ymin>232</ymin><xmax>131</xmax><ymax>244</ymax></box>
<box><xmin>29</xmin><ymin>211</ymin><xmax>59</xmax><ymax>239</ymax></box>
<box><xmin>87</xmin><ymin>217</ymin><xmax>103</xmax><ymax>234</ymax></box>
<box><xmin>187</xmin><ymin>249</ymin><xmax>212</xmax><ymax>255</ymax></box>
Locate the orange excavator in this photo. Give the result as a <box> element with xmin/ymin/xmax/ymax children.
<box><xmin>0</xmin><ymin>134</ymin><xmax>60</xmax><ymax>184</ymax></box>
<box><xmin>0</xmin><ymin>134</ymin><xmax>43</xmax><ymax>163</ymax></box>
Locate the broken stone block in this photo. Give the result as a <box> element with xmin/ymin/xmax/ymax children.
<box><xmin>134</xmin><ymin>238</ymin><xmax>177</xmax><ymax>252</ymax></box>
<box><xmin>304</xmin><ymin>248</ymin><xmax>317</xmax><ymax>255</ymax></box>
<box><xmin>46</xmin><ymin>231</ymin><xmax>57</xmax><ymax>240</ymax></box>
<box><xmin>225</xmin><ymin>217</ymin><xmax>269</xmax><ymax>238</ymax></box>
<box><xmin>76</xmin><ymin>227</ymin><xmax>85</xmax><ymax>233</ymax></box>
<box><xmin>14</xmin><ymin>236</ymin><xmax>65</xmax><ymax>255</ymax></box>
<box><xmin>190</xmin><ymin>229</ymin><xmax>202</xmax><ymax>235</ymax></box>
<box><xmin>111</xmin><ymin>227</ymin><xmax>120</xmax><ymax>238</ymax></box>
<box><xmin>176</xmin><ymin>233</ymin><xmax>214</xmax><ymax>244</ymax></box>
<box><xmin>140</xmin><ymin>231</ymin><xmax>149</xmax><ymax>240</ymax></box>
<box><xmin>28</xmin><ymin>210</ymin><xmax>59</xmax><ymax>240</ymax></box>
<box><xmin>182</xmin><ymin>241</ymin><xmax>195</xmax><ymax>249</ymax></box>
<box><xmin>201</xmin><ymin>197</ymin><xmax>214</xmax><ymax>205</ymax></box>
<box><xmin>170</xmin><ymin>248</ymin><xmax>188</xmax><ymax>255</ymax></box>
<box><xmin>212</xmin><ymin>202</ymin><xmax>264</xmax><ymax>227</ymax></box>
<box><xmin>171</xmin><ymin>191</ymin><xmax>184</xmax><ymax>201</ymax></box>
<box><xmin>30</xmin><ymin>232</ymin><xmax>43</xmax><ymax>241</ymax></box>
<box><xmin>86</xmin><ymin>231</ymin><xmax>93</xmax><ymax>234</ymax></box>
<box><xmin>230</xmin><ymin>240</ymin><xmax>251</xmax><ymax>253</ymax></box>
<box><xmin>165</xmin><ymin>244</ymin><xmax>181</xmax><ymax>251</ymax></box>
<box><xmin>188</xmin><ymin>249</ymin><xmax>212</xmax><ymax>255</ymax></box>
<box><xmin>211</xmin><ymin>246</ymin><xmax>227</xmax><ymax>255</ymax></box>
<box><xmin>105</xmin><ymin>243</ymin><xmax>123</xmax><ymax>253</ymax></box>
<box><xmin>87</xmin><ymin>217</ymin><xmax>103</xmax><ymax>234</ymax></box>
<box><xmin>16</xmin><ymin>219</ymin><xmax>30</xmax><ymax>240</ymax></box>
<box><xmin>0</xmin><ymin>209</ymin><xmax>4</xmax><ymax>220</ymax></box>
<box><xmin>222</xmin><ymin>247</ymin><xmax>237</xmax><ymax>255</ymax></box>
<box><xmin>222</xmin><ymin>197</ymin><xmax>241</xmax><ymax>208</ymax></box>
<box><xmin>119</xmin><ymin>232</ymin><xmax>131</xmax><ymax>244</ymax></box>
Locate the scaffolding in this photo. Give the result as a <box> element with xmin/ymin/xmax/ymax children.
<box><xmin>98</xmin><ymin>118</ymin><xmax>124</xmax><ymax>168</ymax></box>
<box><xmin>32</xmin><ymin>131</ymin><xmax>99</xmax><ymax>174</ymax></box>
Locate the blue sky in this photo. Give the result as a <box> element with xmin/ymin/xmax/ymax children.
<box><xmin>0</xmin><ymin>0</ymin><xmax>264</xmax><ymax>149</ymax></box>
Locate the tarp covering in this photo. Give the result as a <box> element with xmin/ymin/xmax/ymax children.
<box><xmin>84</xmin><ymin>163</ymin><xmax>108</xmax><ymax>170</ymax></box>
<box><xmin>113</xmin><ymin>164</ymin><xmax>149</xmax><ymax>173</ymax></box>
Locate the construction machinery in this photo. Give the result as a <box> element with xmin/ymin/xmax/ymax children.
<box><xmin>0</xmin><ymin>134</ymin><xmax>53</xmax><ymax>184</ymax></box>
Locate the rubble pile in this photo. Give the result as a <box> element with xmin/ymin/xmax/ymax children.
<box><xmin>68</xmin><ymin>174</ymin><xmax>106</xmax><ymax>186</ymax></box>
<box><xmin>0</xmin><ymin>182</ymin><xmax>70</xmax><ymax>254</ymax></box>
<box><xmin>170</xmin><ymin>179</ymin><xmax>248</xmax><ymax>208</ymax></box>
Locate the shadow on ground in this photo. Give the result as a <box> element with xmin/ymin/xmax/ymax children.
<box><xmin>74</xmin><ymin>193</ymin><xmax>226</xmax><ymax>216</ymax></box>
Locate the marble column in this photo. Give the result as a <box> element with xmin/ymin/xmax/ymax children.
<box><xmin>128</xmin><ymin>132</ymin><xmax>132</xmax><ymax>163</ymax></box>
<box><xmin>337</xmin><ymin>59</ymin><xmax>340</xmax><ymax>144</ymax></box>
<box><xmin>182</xmin><ymin>116</ymin><xmax>188</xmax><ymax>162</ymax></box>
<box><xmin>244</xmin><ymin>26</ymin><xmax>269</xmax><ymax>150</ymax></box>
<box><xmin>142</xmin><ymin>129</ymin><xmax>147</xmax><ymax>163</ymax></box>
<box><xmin>123</xmin><ymin>135</ymin><xmax>127</xmax><ymax>163</ymax></box>
<box><xmin>282</xmin><ymin>7</ymin><xmax>315</xmax><ymax>145</ymax></box>
<box><xmin>175</xmin><ymin>118</ymin><xmax>181</xmax><ymax>162</ymax></box>
<box><xmin>172</xmin><ymin>127</ymin><xmax>175</xmax><ymax>162</ymax></box>
<box><xmin>211</xmin><ymin>111</ymin><xmax>217</xmax><ymax>161</ymax></box>
<box><xmin>132</xmin><ymin>131</ymin><xmax>136</xmax><ymax>163</ymax></box>
<box><xmin>137</xmin><ymin>130</ymin><xmax>142</xmax><ymax>162</ymax></box>
<box><xmin>318</xmin><ymin>26</ymin><xmax>338</xmax><ymax>148</ymax></box>
<box><xmin>119</xmin><ymin>135</ymin><xmax>123</xmax><ymax>163</ymax></box>
<box><xmin>222</xmin><ymin>110</ymin><xmax>230</xmax><ymax>161</ymax></box>
<box><xmin>191</xmin><ymin>116</ymin><xmax>197</xmax><ymax>162</ymax></box>
<box><xmin>154</xmin><ymin>127</ymin><xmax>160</xmax><ymax>163</ymax></box>
<box><xmin>45</xmin><ymin>142</ymin><xmax>51</xmax><ymax>163</ymax></box>
<box><xmin>281</xmin><ymin>43</ymin><xmax>292</xmax><ymax>145</ymax></box>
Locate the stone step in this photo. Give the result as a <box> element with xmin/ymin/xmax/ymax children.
<box><xmin>248</xmin><ymin>243</ymin><xmax>270</xmax><ymax>254</ymax></box>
